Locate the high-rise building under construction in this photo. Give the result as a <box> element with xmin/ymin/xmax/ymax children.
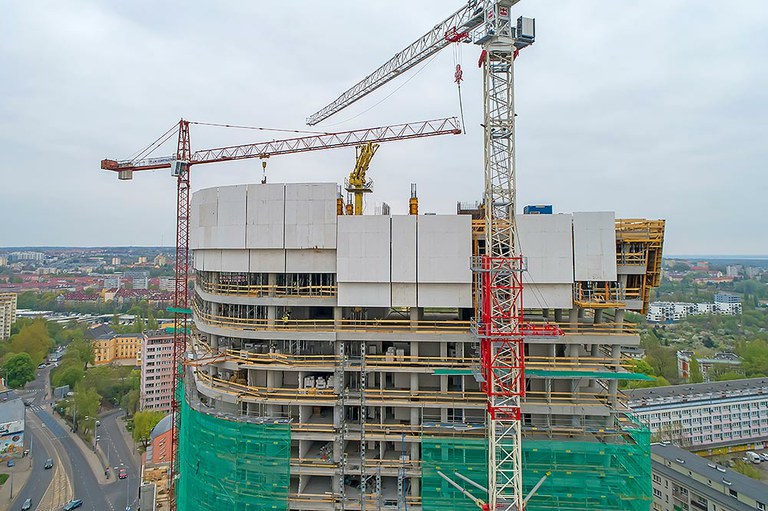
<box><xmin>177</xmin><ymin>181</ymin><xmax>664</xmax><ymax>511</ymax></box>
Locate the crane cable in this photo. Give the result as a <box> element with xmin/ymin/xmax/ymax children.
<box><xmin>452</xmin><ymin>40</ymin><xmax>467</xmax><ymax>133</ymax></box>
<box><xmin>188</xmin><ymin>121</ymin><xmax>332</xmax><ymax>136</ymax></box>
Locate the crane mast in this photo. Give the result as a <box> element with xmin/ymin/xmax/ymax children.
<box><xmin>308</xmin><ymin>2</ymin><xmax>534</xmax><ymax>509</ymax></box>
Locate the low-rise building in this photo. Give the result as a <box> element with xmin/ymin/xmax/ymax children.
<box><xmin>87</xmin><ymin>325</ymin><xmax>142</xmax><ymax>366</ymax></box>
<box><xmin>651</xmin><ymin>442</ymin><xmax>768</xmax><ymax>511</ymax></box>
<box><xmin>628</xmin><ymin>378</ymin><xmax>768</xmax><ymax>451</ymax></box>
<box><xmin>677</xmin><ymin>350</ymin><xmax>742</xmax><ymax>381</ymax></box>
<box><xmin>0</xmin><ymin>292</ymin><xmax>17</xmax><ymax>340</ymax></box>
<box><xmin>140</xmin><ymin>330</ymin><xmax>175</xmax><ymax>412</ymax></box>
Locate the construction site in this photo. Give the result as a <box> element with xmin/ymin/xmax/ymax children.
<box><xmin>100</xmin><ymin>2</ymin><xmax>666</xmax><ymax>511</ymax></box>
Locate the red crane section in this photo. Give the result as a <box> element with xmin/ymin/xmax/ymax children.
<box><xmin>101</xmin><ymin>116</ymin><xmax>461</xmax><ymax>511</ymax></box>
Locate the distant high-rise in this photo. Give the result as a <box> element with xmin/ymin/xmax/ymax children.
<box><xmin>140</xmin><ymin>330</ymin><xmax>174</xmax><ymax>412</ymax></box>
<box><xmin>0</xmin><ymin>293</ymin><xmax>17</xmax><ymax>340</ymax></box>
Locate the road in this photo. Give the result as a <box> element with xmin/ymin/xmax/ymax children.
<box><xmin>9</xmin><ymin>365</ymin><xmax>140</xmax><ymax>511</ymax></box>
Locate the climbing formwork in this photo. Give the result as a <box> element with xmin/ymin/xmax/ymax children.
<box><xmin>421</xmin><ymin>419</ymin><xmax>652</xmax><ymax>511</ymax></box>
<box><xmin>177</xmin><ymin>387</ymin><xmax>291</xmax><ymax>511</ymax></box>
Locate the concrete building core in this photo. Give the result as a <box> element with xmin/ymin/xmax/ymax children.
<box><xmin>178</xmin><ymin>182</ymin><xmax>665</xmax><ymax>511</ymax></box>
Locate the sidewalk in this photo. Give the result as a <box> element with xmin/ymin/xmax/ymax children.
<box><xmin>111</xmin><ymin>413</ymin><xmax>142</xmax><ymax>472</ymax></box>
<box><xmin>0</xmin><ymin>458</ymin><xmax>33</xmax><ymax>511</ymax></box>
<box><xmin>47</xmin><ymin>404</ymin><xmax>112</xmax><ymax>486</ymax></box>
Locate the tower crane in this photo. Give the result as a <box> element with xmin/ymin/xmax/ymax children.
<box><xmin>308</xmin><ymin>2</ymin><xmax>540</xmax><ymax>510</ymax></box>
<box><xmin>345</xmin><ymin>141</ymin><xmax>379</xmax><ymax>215</ymax></box>
<box><xmin>100</xmin><ymin>116</ymin><xmax>461</xmax><ymax>510</ymax></box>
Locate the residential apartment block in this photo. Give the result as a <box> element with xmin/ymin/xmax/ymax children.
<box><xmin>651</xmin><ymin>442</ymin><xmax>768</xmax><ymax>511</ymax></box>
<box><xmin>0</xmin><ymin>292</ymin><xmax>17</xmax><ymax>340</ymax></box>
<box><xmin>627</xmin><ymin>379</ymin><xmax>768</xmax><ymax>452</ymax></box>
<box><xmin>677</xmin><ymin>351</ymin><xmax>742</xmax><ymax>382</ymax></box>
<box><xmin>175</xmin><ymin>182</ymin><xmax>665</xmax><ymax>511</ymax></box>
<box><xmin>140</xmin><ymin>330</ymin><xmax>174</xmax><ymax>412</ymax></box>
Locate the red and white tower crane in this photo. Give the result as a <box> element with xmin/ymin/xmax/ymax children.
<box><xmin>100</xmin><ymin>116</ymin><xmax>461</xmax><ymax>510</ymax></box>
<box><xmin>308</xmin><ymin>1</ymin><xmax>536</xmax><ymax>509</ymax></box>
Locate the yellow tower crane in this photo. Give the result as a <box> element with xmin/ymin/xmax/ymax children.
<box><xmin>345</xmin><ymin>141</ymin><xmax>379</xmax><ymax>215</ymax></box>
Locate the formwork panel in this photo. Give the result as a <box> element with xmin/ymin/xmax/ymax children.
<box><xmin>417</xmin><ymin>215</ymin><xmax>472</xmax><ymax>284</ymax></box>
<box><xmin>220</xmin><ymin>250</ymin><xmax>250</xmax><ymax>273</ymax></box>
<box><xmin>391</xmin><ymin>215</ymin><xmax>417</xmax><ymax>283</ymax></box>
<box><xmin>523</xmin><ymin>283</ymin><xmax>573</xmax><ymax>309</ymax></box>
<box><xmin>573</xmin><ymin>212</ymin><xmax>618</xmax><ymax>282</ymax></box>
<box><xmin>246</xmin><ymin>183</ymin><xmax>285</xmax><ymax>249</ymax></box>
<box><xmin>418</xmin><ymin>283</ymin><xmax>472</xmax><ymax>308</ymax></box>
<box><xmin>285</xmin><ymin>249</ymin><xmax>336</xmax><ymax>273</ymax></box>
<box><xmin>338</xmin><ymin>282</ymin><xmax>391</xmax><ymax>307</ymax></box>
<box><xmin>517</xmin><ymin>214</ymin><xmax>574</xmax><ymax>284</ymax></box>
<box><xmin>284</xmin><ymin>183</ymin><xmax>336</xmax><ymax>249</ymax></box>
<box><xmin>249</xmin><ymin>249</ymin><xmax>286</xmax><ymax>273</ymax></box>
<box><xmin>337</xmin><ymin>216</ymin><xmax>391</xmax><ymax>283</ymax></box>
<box><xmin>177</xmin><ymin>392</ymin><xmax>291</xmax><ymax>511</ymax></box>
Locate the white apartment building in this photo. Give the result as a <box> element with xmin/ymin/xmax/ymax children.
<box><xmin>651</xmin><ymin>442</ymin><xmax>768</xmax><ymax>511</ymax></box>
<box><xmin>627</xmin><ymin>379</ymin><xmax>768</xmax><ymax>451</ymax></box>
<box><xmin>677</xmin><ymin>350</ymin><xmax>742</xmax><ymax>382</ymax></box>
<box><xmin>0</xmin><ymin>293</ymin><xmax>17</xmax><ymax>340</ymax></box>
<box><xmin>140</xmin><ymin>330</ymin><xmax>175</xmax><ymax>412</ymax></box>
<box><xmin>647</xmin><ymin>297</ymin><xmax>742</xmax><ymax>323</ymax></box>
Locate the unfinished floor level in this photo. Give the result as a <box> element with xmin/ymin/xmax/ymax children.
<box><xmin>178</xmin><ymin>183</ymin><xmax>664</xmax><ymax>511</ymax></box>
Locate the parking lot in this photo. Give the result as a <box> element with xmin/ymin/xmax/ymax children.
<box><xmin>707</xmin><ymin>449</ymin><xmax>768</xmax><ymax>483</ymax></box>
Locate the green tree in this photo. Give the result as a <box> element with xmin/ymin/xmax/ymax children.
<box><xmin>72</xmin><ymin>384</ymin><xmax>101</xmax><ymax>436</ymax></box>
<box><xmin>732</xmin><ymin>460</ymin><xmax>761</xmax><ymax>480</ymax></box>
<box><xmin>51</xmin><ymin>364</ymin><xmax>85</xmax><ymax>389</ymax></box>
<box><xmin>689</xmin><ymin>355</ymin><xmax>704</xmax><ymax>383</ymax></box>
<box><xmin>2</xmin><ymin>353</ymin><xmax>35</xmax><ymax>388</ymax></box>
<box><xmin>7</xmin><ymin>319</ymin><xmax>54</xmax><ymax>365</ymax></box>
<box><xmin>67</xmin><ymin>338</ymin><xmax>95</xmax><ymax>370</ymax></box>
<box><xmin>132</xmin><ymin>411</ymin><xmax>167</xmax><ymax>447</ymax></box>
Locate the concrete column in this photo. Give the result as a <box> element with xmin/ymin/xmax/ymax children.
<box><xmin>266</xmin><ymin>371</ymin><xmax>276</xmax><ymax>417</ymax></box>
<box><xmin>267</xmin><ymin>305</ymin><xmax>276</xmax><ymax>328</ymax></box>
<box><xmin>542</xmin><ymin>308</ymin><xmax>549</xmax><ymax>319</ymax></box>
<box><xmin>440</xmin><ymin>342</ymin><xmax>448</xmax><ymax>422</ymax></box>
<box><xmin>268</xmin><ymin>273</ymin><xmax>277</xmax><ymax>297</ymax></box>
<box><xmin>554</xmin><ymin>309</ymin><xmax>563</xmax><ymax>322</ymax></box>
<box><xmin>334</xmin><ymin>306</ymin><xmax>343</xmax><ymax>328</ymax></box>
<box><xmin>410</xmin><ymin>342</ymin><xmax>419</xmax><ymax>395</ymax></box>
<box><xmin>594</xmin><ymin>309</ymin><xmax>603</xmax><ymax>324</ymax></box>
<box><xmin>615</xmin><ymin>308</ymin><xmax>625</xmax><ymax>329</ymax></box>
<box><xmin>609</xmin><ymin>345</ymin><xmax>621</xmax><ymax>407</ymax></box>
<box><xmin>569</xmin><ymin>308</ymin><xmax>579</xmax><ymax>332</ymax></box>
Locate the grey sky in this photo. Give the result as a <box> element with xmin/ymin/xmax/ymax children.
<box><xmin>1</xmin><ymin>1</ymin><xmax>766</xmax><ymax>255</ymax></box>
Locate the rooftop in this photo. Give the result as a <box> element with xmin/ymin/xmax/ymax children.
<box><xmin>626</xmin><ymin>377</ymin><xmax>768</xmax><ymax>406</ymax></box>
<box><xmin>651</xmin><ymin>443</ymin><xmax>768</xmax><ymax>511</ymax></box>
<box><xmin>0</xmin><ymin>399</ymin><xmax>25</xmax><ymax>426</ymax></box>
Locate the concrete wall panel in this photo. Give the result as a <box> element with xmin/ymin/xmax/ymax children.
<box><xmin>285</xmin><ymin>183</ymin><xmax>337</xmax><ymax>249</ymax></box>
<box><xmin>391</xmin><ymin>216</ymin><xmax>417</xmax><ymax>283</ymax></box>
<box><xmin>573</xmin><ymin>212</ymin><xmax>617</xmax><ymax>282</ymax></box>
<box><xmin>523</xmin><ymin>283</ymin><xmax>573</xmax><ymax>310</ymax></box>
<box><xmin>285</xmin><ymin>249</ymin><xmax>336</xmax><ymax>273</ymax></box>
<box><xmin>417</xmin><ymin>283</ymin><xmax>472</xmax><ymax>308</ymax></box>
<box><xmin>246</xmin><ymin>184</ymin><xmax>285</xmax><ymax>249</ymax></box>
<box><xmin>517</xmin><ymin>214</ymin><xmax>574</xmax><ymax>284</ymax></box>
<box><xmin>249</xmin><ymin>249</ymin><xmax>286</xmax><ymax>273</ymax></box>
<box><xmin>338</xmin><ymin>282</ymin><xmax>391</xmax><ymax>307</ymax></box>
<box><xmin>391</xmin><ymin>283</ymin><xmax>417</xmax><ymax>308</ymax></box>
<box><xmin>337</xmin><ymin>216</ymin><xmax>391</xmax><ymax>283</ymax></box>
<box><xmin>417</xmin><ymin>215</ymin><xmax>471</xmax><ymax>284</ymax></box>
<box><xmin>220</xmin><ymin>250</ymin><xmax>250</xmax><ymax>273</ymax></box>
<box><xmin>202</xmin><ymin>250</ymin><xmax>222</xmax><ymax>272</ymax></box>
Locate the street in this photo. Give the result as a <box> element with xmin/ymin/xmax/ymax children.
<box><xmin>6</xmin><ymin>366</ymin><xmax>140</xmax><ymax>511</ymax></box>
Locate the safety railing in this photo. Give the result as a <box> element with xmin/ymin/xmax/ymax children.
<box><xmin>195</xmin><ymin>303</ymin><xmax>637</xmax><ymax>335</ymax></box>
<box><xmin>198</xmin><ymin>281</ymin><xmax>337</xmax><ymax>298</ymax></box>
<box><xmin>616</xmin><ymin>251</ymin><xmax>647</xmax><ymax>266</ymax></box>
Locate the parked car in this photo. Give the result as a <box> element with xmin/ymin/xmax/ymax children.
<box><xmin>63</xmin><ymin>499</ymin><xmax>83</xmax><ymax>511</ymax></box>
<box><xmin>44</xmin><ymin>458</ymin><xmax>53</xmax><ymax>469</ymax></box>
<box><xmin>118</xmin><ymin>468</ymin><xmax>127</xmax><ymax>479</ymax></box>
<box><xmin>7</xmin><ymin>459</ymin><xmax>15</xmax><ymax>467</ymax></box>
<box><xmin>746</xmin><ymin>451</ymin><xmax>762</xmax><ymax>464</ymax></box>
<box><xmin>21</xmin><ymin>498</ymin><xmax>31</xmax><ymax>510</ymax></box>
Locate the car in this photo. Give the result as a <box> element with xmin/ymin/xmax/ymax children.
<box><xmin>44</xmin><ymin>458</ymin><xmax>53</xmax><ymax>469</ymax></box>
<box><xmin>7</xmin><ymin>459</ymin><xmax>15</xmax><ymax>467</ymax></box>
<box><xmin>118</xmin><ymin>468</ymin><xmax>127</xmax><ymax>479</ymax></box>
<box><xmin>63</xmin><ymin>499</ymin><xmax>83</xmax><ymax>510</ymax></box>
<box><xmin>22</xmin><ymin>498</ymin><xmax>31</xmax><ymax>510</ymax></box>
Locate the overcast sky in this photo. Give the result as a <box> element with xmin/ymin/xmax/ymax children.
<box><xmin>1</xmin><ymin>1</ymin><xmax>766</xmax><ymax>255</ymax></box>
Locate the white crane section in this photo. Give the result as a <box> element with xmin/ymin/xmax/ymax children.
<box><xmin>308</xmin><ymin>2</ymin><xmax>535</xmax><ymax>510</ymax></box>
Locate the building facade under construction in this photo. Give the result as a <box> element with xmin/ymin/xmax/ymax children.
<box><xmin>177</xmin><ymin>182</ymin><xmax>665</xmax><ymax>511</ymax></box>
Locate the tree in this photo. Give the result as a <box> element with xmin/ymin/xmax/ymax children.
<box><xmin>67</xmin><ymin>338</ymin><xmax>95</xmax><ymax>370</ymax></box>
<box><xmin>689</xmin><ymin>355</ymin><xmax>704</xmax><ymax>383</ymax></box>
<box><xmin>132</xmin><ymin>411</ymin><xmax>167</xmax><ymax>447</ymax></box>
<box><xmin>2</xmin><ymin>353</ymin><xmax>35</xmax><ymax>388</ymax></box>
<box><xmin>733</xmin><ymin>460</ymin><xmax>761</xmax><ymax>480</ymax></box>
<box><xmin>51</xmin><ymin>364</ymin><xmax>85</xmax><ymax>389</ymax></box>
<box><xmin>72</xmin><ymin>384</ymin><xmax>101</xmax><ymax>437</ymax></box>
<box><xmin>7</xmin><ymin>320</ymin><xmax>54</xmax><ymax>366</ymax></box>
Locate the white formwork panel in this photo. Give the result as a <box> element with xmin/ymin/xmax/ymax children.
<box><xmin>246</xmin><ymin>183</ymin><xmax>285</xmax><ymax>249</ymax></box>
<box><xmin>417</xmin><ymin>215</ymin><xmax>472</xmax><ymax>284</ymax></box>
<box><xmin>391</xmin><ymin>216</ymin><xmax>417</xmax><ymax>283</ymax></box>
<box><xmin>194</xmin><ymin>187</ymin><xmax>219</xmax><ymax>227</ymax></box>
<box><xmin>210</xmin><ymin>185</ymin><xmax>245</xmax><ymax>249</ymax></box>
<box><xmin>220</xmin><ymin>250</ymin><xmax>250</xmax><ymax>273</ymax></box>
<box><xmin>418</xmin><ymin>283</ymin><xmax>472</xmax><ymax>308</ymax></box>
<box><xmin>190</xmin><ymin>193</ymin><xmax>201</xmax><ymax>250</ymax></box>
<box><xmin>517</xmin><ymin>214</ymin><xmax>574</xmax><ymax>284</ymax></box>
<box><xmin>249</xmin><ymin>249</ymin><xmax>286</xmax><ymax>273</ymax></box>
<box><xmin>523</xmin><ymin>283</ymin><xmax>573</xmax><ymax>310</ymax></box>
<box><xmin>573</xmin><ymin>212</ymin><xmax>618</xmax><ymax>282</ymax></box>
<box><xmin>392</xmin><ymin>283</ymin><xmax>417</xmax><ymax>307</ymax></box>
<box><xmin>337</xmin><ymin>216</ymin><xmax>391</xmax><ymax>283</ymax></box>
<box><xmin>338</xmin><ymin>282</ymin><xmax>391</xmax><ymax>307</ymax></box>
<box><xmin>284</xmin><ymin>183</ymin><xmax>337</xmax><ymax>249</ymax></box>
<box><xmin>285</xmin><ymin>249</ymin><xmax>337</xmax><ymax>273</ymax></box>
<box><xmin>201</xmin><ymin>250</ymin><xmax>222</xmax><ymax>272</ymax></box>
<box><xmin>192</xmin><ymin>250</ymin><xmax>204</xmax><ymax>271</ymax></box>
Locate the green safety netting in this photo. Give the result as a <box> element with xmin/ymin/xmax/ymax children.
<box><xmin>177</xmin><ymin>391</ymin><xmax>291</xmax><ymax>511</ymax></box>
<box><xmin>422</xmin><ymin>426</ymin><xmax>651</xmax><ymax>511</ymax></box>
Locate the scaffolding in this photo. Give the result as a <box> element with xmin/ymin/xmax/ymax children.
<box><xmin>421</xmin><ymin>420</ymin><xmax>652</xmax><ymax>511</ymax></box>
<box><xmin>177</xmin><ymin>387</ymin><xmax>291</xmax><ymax>511</ymax></box>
